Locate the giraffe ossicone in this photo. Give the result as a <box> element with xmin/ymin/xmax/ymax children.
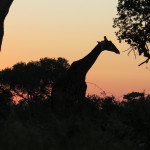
<box><xmin>98</xmin><ymin>36</ymin><xmax>120</xmax><ymax>54</ymax></box>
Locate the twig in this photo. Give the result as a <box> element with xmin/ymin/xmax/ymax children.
<box><xmin>87</xmin><ymin>82</ymin><xmax>114</xmax><ymax>96</ymax></box>
<box><xmin>87</xmin><ymin>82</ymin><xmax>105</xmax><ymax>93</ymax></box>
<box><xmin>133</xmin><ymin>48</ymin><xmax>137</xmax><ymax>59</ymax></box>
<box><xmin>127</xmin><ymin>49</ymin><xmax>133</xmax><ymax>56</ymax></box>
<box><xmin>123</xmin><ymin>47</ymin><xmax>132</xmax><ymax>52</ymax></box>
<box><xmin>138</xmin><ymin>58</ymin><xmax>149</xmax><ymax>66</ymax></box>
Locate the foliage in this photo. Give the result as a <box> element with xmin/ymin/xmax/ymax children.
<box><xmin>0</xmin><ymin>93</ymin><xmax>150</xmax><ymax>150</ymax></box>
<box><xmin>0</xmin><ymin>57</ymin><xmax>70</xmax><ymax>103</ymax></box>
<box><xmin>123</xmin><ymin>92</ymin><xmax>144</xmax><ymax>101</ymax></box>
<box><xmin>113</xmin><ymin>0</ymin><xmax>150</xmax><ymax>65</ymax></box>
<box><xmin>0</xmin><ymin>85</ymin><xmax>13</xmax><ymax>118</ymax></box>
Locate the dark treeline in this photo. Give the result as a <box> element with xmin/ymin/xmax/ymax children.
<box><xmin>0</xmin><ymin>57</ymin><xmax>150</xmax><ymax>150</ymax></box>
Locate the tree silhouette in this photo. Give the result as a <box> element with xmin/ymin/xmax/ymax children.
<box><xmin>123</xmin><ymin>92</ymin><xmax>144</xmax><ymax>101</ymax></box>
<box><xmin>113</xmin><ymin>0</ymin><xmax>150</xmax><ymax>65</ymax></box>
<box><xmin>0</xmin><ymin>85</ymin><xmax>13</xmax><ymax>118</ymax></box>
<box><xmin>0</xmin><ymin>85</ymin><xmax>13</xmax><ymax>105</ymax></box>
<box><xmin>0</xmin><ymin>57</ymin><xmax>70</xmax><ymax>103</ymax></box>
<box><xmin>0</xmin><ymin>0</ymin><xmax>14</xmax><ymax>50</ymax></box>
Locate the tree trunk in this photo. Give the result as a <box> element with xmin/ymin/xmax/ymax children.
<box><xmin>0</xmin><ymin>0</ymin><xmax>14</xmax><ymax>51</ymax></box>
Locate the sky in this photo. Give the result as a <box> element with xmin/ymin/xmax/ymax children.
<box><xmin>0</xmin><ymin>0</ymin><xmax>150</xmax><ymax>99</ymax></box>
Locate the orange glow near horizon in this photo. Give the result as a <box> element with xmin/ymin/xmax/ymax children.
<box><xmin>0</xmin><ymin>0</ymin><xmax>150</xmax><ymax>98</ymax></box>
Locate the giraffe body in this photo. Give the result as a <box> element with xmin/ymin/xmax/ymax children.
<box><xmin>51</xmin><ymin>67</ymin><xmax>87</xmax><ymax>111</ymax></box>
<box><xmin>51</xmin><ymin>37</ymin><xmax>120</xmax><ymax>111</ymax></box>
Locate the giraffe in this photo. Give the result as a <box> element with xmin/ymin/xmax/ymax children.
<box><xmin>51</xmin><ymin>36</ymin><xmax>120</xmax><ymax>111</ymax></box>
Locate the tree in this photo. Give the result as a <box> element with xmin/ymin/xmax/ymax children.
<box><xmin>113</xmin><ymin>0</ymin><xmax>150</xmax><ymax>65</ymax></box>
<box><xmin>0</xmin><ymin>0</ymin><xmax>14</xmax><ymax>50</ymax></box>
<box><xmin>0</xmin><ymin>57</ymin><xmax>70</xmax><ymax>103</ymax></box>
<box><xmin>0</xmin><ymin>85</ymin><xmax>13</xmax><ymax>118</ymax></box>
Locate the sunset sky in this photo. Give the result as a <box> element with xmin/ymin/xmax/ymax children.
<box><xmin>0</xmin><ymin>0</ymin><xmax>150</xmax><ymax>98</ymax></box>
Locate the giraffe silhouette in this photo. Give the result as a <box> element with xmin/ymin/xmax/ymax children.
<box><xmin>51</xmin><ymin>36</ymin><xmax>120</xmax><ymax>111</ymax></box>
<box><xmin>0</xmin><ymin>0</ymin><xmax>13</xmax><ymax>51</ymax></box>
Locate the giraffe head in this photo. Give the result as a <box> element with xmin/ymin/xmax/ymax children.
<box><xmin>97</xmin><ymin>36</ymin><xmax>120</xmax><ymax>54</ymax></box>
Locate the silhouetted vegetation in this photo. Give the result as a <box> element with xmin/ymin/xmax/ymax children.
<box><xmin>114</xmin><ymin>0</ymin><xmax>150</xmax><ymax>65</ymax></box>
<box><xmin>0</xmin><ymin>58</ymin><xmax>150</xmax><ymax>150</ymax></box>
<box><xmin>0</xmin><ymin>57</ymin><xmax>70</xmax><ymax>104</ymax></box>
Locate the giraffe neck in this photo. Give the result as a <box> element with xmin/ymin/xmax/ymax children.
<box><xmin>68</xmin><ymin>43</ymin><xmax>103</xmax><ymax>78</ymax></box>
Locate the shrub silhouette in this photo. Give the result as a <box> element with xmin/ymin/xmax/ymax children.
<box><xmin>0</xmin><ymin>93</ymin><xmax>150</xmax><ymax>150</ymax></box>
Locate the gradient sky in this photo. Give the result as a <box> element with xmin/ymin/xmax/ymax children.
<box><xmin>0</xmin><ymin>0</ymin><xmax>150</xmax><ymax>98</ymax></box>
